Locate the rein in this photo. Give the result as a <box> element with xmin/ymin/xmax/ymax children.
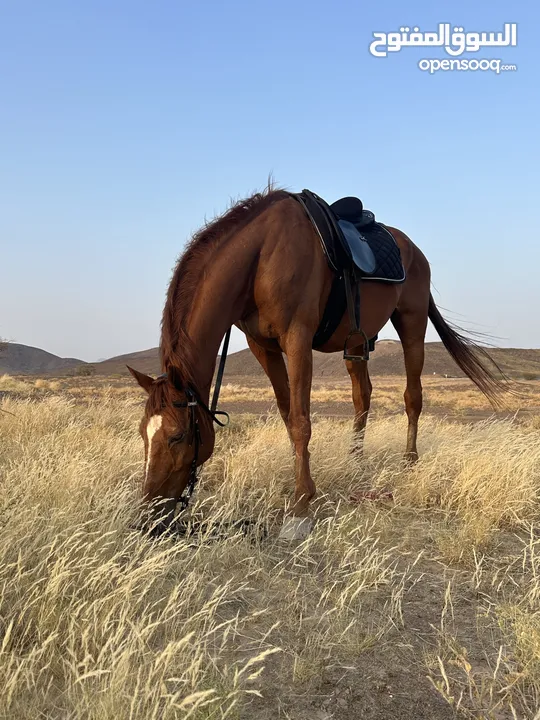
<box><xmin>162</xmin><ymin>327</ymin><xmax>232</xmax><ymax>512</ymax></box>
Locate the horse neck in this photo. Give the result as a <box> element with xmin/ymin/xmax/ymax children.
<box><xmin>170</xmin><ymin>230</ymin><xmax>259</xmax><ymax>399</ymax></box>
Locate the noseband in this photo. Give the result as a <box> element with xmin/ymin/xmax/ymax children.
<box><xmin>169</xmin><ymin>385</ymin><xmax>229</xmax><ymax>511</ymax></box>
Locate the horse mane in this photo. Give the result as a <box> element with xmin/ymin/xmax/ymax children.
<box><xmin>160</xmin><ymin>186</ymin><xmax>290</xmax><ymax>386</ymax></box>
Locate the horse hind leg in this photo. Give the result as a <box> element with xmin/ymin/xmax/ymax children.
<box><xmin>391</xmin><ymin>309</ymin><xmax>427</xmax><ymax>462</ymax></box>
<box><xmin>346</xmin><ymin>357</ymin><xmax>372</xmax><ymax>455</ymax></box>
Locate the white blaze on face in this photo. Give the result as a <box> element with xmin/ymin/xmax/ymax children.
<box><xmin>145</xmin><ymin>414</ymin><xmax>163</xmax><ymax>478</ymax></box>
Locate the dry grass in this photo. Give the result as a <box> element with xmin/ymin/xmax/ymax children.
<box><xmin>0</xmin><ymin>374</ymin><xmax>35</xmax><ymax>395</ymax></box>
<box><xmin>425</xmin><ymin>531</ymin><xmax>540</xmax><ymax>718</ymax></box>
<box><xmin>178</xmin><ymin>379</ymin><xmax>540</xmax><ymax>414</ymax></box>
<box><xmin>0</xmin><ymin>375</ymin><xmax>63</xmax><ymax>396</ymax></box>
<box><xmin>27</xmin><ymin>374</ymin><xmax>540</xmax><ymax>416</ymax></box>
<box><xmin>33</xmin><ymin>378</ymin><xmax>63</xmax><ymax>391</ymax></box>
<box><xmin>1</xmin><ymin>391</ymin><xmax>540</xmax><ymax>718</ymax></box>
<box><xmin>6</xmin><ymin>374</ymin><xmax>540</xmax><ymax>419</ymax></box>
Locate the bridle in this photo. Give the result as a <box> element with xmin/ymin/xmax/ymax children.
<box><xmin>159</xmin><ymin>327</ymin><xmax>231</xmax><ymax>512</ymax></box>
<box><xmin>170</xmin><ymin>385</ymin><xmax>229</xmax><ymax>511</ymax></box>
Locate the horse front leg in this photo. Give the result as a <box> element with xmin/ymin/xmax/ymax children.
<box><xmin>246</xmin><ymin>337</ymin><xmax>292</xmax><ymax>442</ymax></box>
<box><xmin>279</xmin><ymin>327</ymin><xmax>316</xmax><ymax>540</ymax></box>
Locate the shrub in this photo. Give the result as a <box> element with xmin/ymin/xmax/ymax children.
<box><xmin>70</xmin><ymin>364</ymin><xmax>96</xmax><ymax>377</ymax></box>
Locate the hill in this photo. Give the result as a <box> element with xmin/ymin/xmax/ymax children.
<box><xmin>6</xmin><ymin>340</ymin><xmax>540</xmax><ymax>380</ymax></box>
<box><xmin>93</xmin><ymin>348</ymin><xmax>160</xmax><ymax>377</ymax></box>
<box><xmin>0</xmin><ymin>343</ymin><xmax>85</xmax><ymax>375</ymax></box>
<box><xmin>92</xmin><ymin>340</ymin><xmax>540</xmax><ymax>381</ymax></box>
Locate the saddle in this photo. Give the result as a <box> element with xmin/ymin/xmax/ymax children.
<box><xmin>330</xmin><ymin>196</ymin><xmax>375</xmax><ymax>229</ymax></box>
<box><xmin>292</xmin><ymin>189</ymin><xmax>406</xmax><ymax>361</ymax></box>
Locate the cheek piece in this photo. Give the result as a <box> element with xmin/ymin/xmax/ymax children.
<box><xmin>161</xmin><ymin>379</ymin><xmax>229</xmax><ymax>512</ymax></box>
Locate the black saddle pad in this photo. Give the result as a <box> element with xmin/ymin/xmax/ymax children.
<box><xmin>358</xmin><ymin>222</ymin><xmax>405</xmax><ymax>283</ymax></box>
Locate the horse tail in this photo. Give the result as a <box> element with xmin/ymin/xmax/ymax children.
<box><xmin>428</xmin><ymin>294</ymin><xmax>507</xmax><ymax>406</ymax></box>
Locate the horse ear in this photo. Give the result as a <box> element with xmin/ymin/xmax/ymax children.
<box><xmin>127</xmin><ymin>366</ymin><xmax>155</xmax><ymax>394</ymax></box>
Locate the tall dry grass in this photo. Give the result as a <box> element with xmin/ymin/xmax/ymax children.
<box><xmin>0</xmin><ymin>394</ymin><xmax>539</xmax><ymax>717</ymax></box>
<box><xmin>0</xmin><ymin>375</ymin><xmax>63</xmax><ymax>396</ymax></box>
<box><xmin>8</xmin><ymin>374</ymin><xmax>540</xmax><ymax>418</ymax></box>
<box><xmin>0</xmin><ymin>374</ymin><xmax>35</xmax><ymax>395</ymax></box>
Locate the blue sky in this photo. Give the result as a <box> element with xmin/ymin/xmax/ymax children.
<box><xmin>0</xmin><ymin>0</ymin><xmax>537</xmax><ymax>361</ymax></box>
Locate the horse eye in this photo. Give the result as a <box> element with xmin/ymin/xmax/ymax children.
<box><xmin>167</xmin><ymin>432</ymin><xmax>186</xmax><ymax>448</ymax></box>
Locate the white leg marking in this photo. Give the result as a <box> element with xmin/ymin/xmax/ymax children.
<box><xmin>146</xmin><ymin>414</ymin><xmax>163</xmax><ymax>478</ymax></box>
<box><xmin>278</xmin><ymin>516</ymin><xmax>313</xmax><ymax>541</ymax></box>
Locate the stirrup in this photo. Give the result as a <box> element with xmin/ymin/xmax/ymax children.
<box><xmin>343</xmin><ymin>329</ymin><xmax>370</xmax><ymax>362</ymax></box>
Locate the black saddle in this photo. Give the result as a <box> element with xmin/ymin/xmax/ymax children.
<box><xmin>294</xmin><ymin>190</ymin><xmax>377</xmax><ymax>276</ymax></box>
<box><xmin>330</xmin><ymin>196</ymin><xmax>376</xmax><ymax>229</ymax></box>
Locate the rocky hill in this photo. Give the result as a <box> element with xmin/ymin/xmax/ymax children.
<box><xmin>0</xmin><ymin>343</ymin><xmax>84</xmax><ymax>375</ymax></box>
<box><xmin>6</xmin><ymin>340</ymin><xmax>540</xmax><ymax>381</ymax></box>
<box><xmin>92</xmin><ymin>340</ymin><xmax>540</xmax><ymax>381</ymax></box>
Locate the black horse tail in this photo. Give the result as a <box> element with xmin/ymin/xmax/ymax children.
<box><xmin>428</xmin><ymin>294</ymin><xmax>508</xmax><ymax>406</ymax></box>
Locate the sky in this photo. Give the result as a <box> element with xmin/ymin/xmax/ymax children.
<box><xmin>0</xmin><ymin>0</ymin><xmax>537</xmax><ymax>361</ymax></box>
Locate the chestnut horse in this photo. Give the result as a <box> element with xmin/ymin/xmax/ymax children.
<box><xmin>128</xmin><ymin>189</ymin><xmax>503</xmax><ymax>537</ymax></box>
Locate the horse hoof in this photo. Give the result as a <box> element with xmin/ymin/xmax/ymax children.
<box><xmin>279</xmin><ymin>516</ymin><xmax>313</xmax><ymax>541</ymax></box>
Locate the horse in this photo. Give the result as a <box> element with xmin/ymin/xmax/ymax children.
<box><xmin>128</xmin><ymin>188</ymin><xmax>504</xmax><ymax>537</ymax></box>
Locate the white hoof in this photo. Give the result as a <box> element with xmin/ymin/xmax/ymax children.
<box><xmin>279</xmin><ymin>516</ymin><xmax>313</xmax><ymax>541</ymax></box>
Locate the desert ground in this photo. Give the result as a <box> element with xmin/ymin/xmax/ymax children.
<box><xmin>1</xmin><ymin>371</ymin><xmax>540</xmax><ymax>719</ymax></box>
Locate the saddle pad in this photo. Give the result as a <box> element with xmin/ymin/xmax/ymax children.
<box><xmin>359</xmin><ymin>222</ymin><xmax>406</xmax><ymax>283</ymax></box>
